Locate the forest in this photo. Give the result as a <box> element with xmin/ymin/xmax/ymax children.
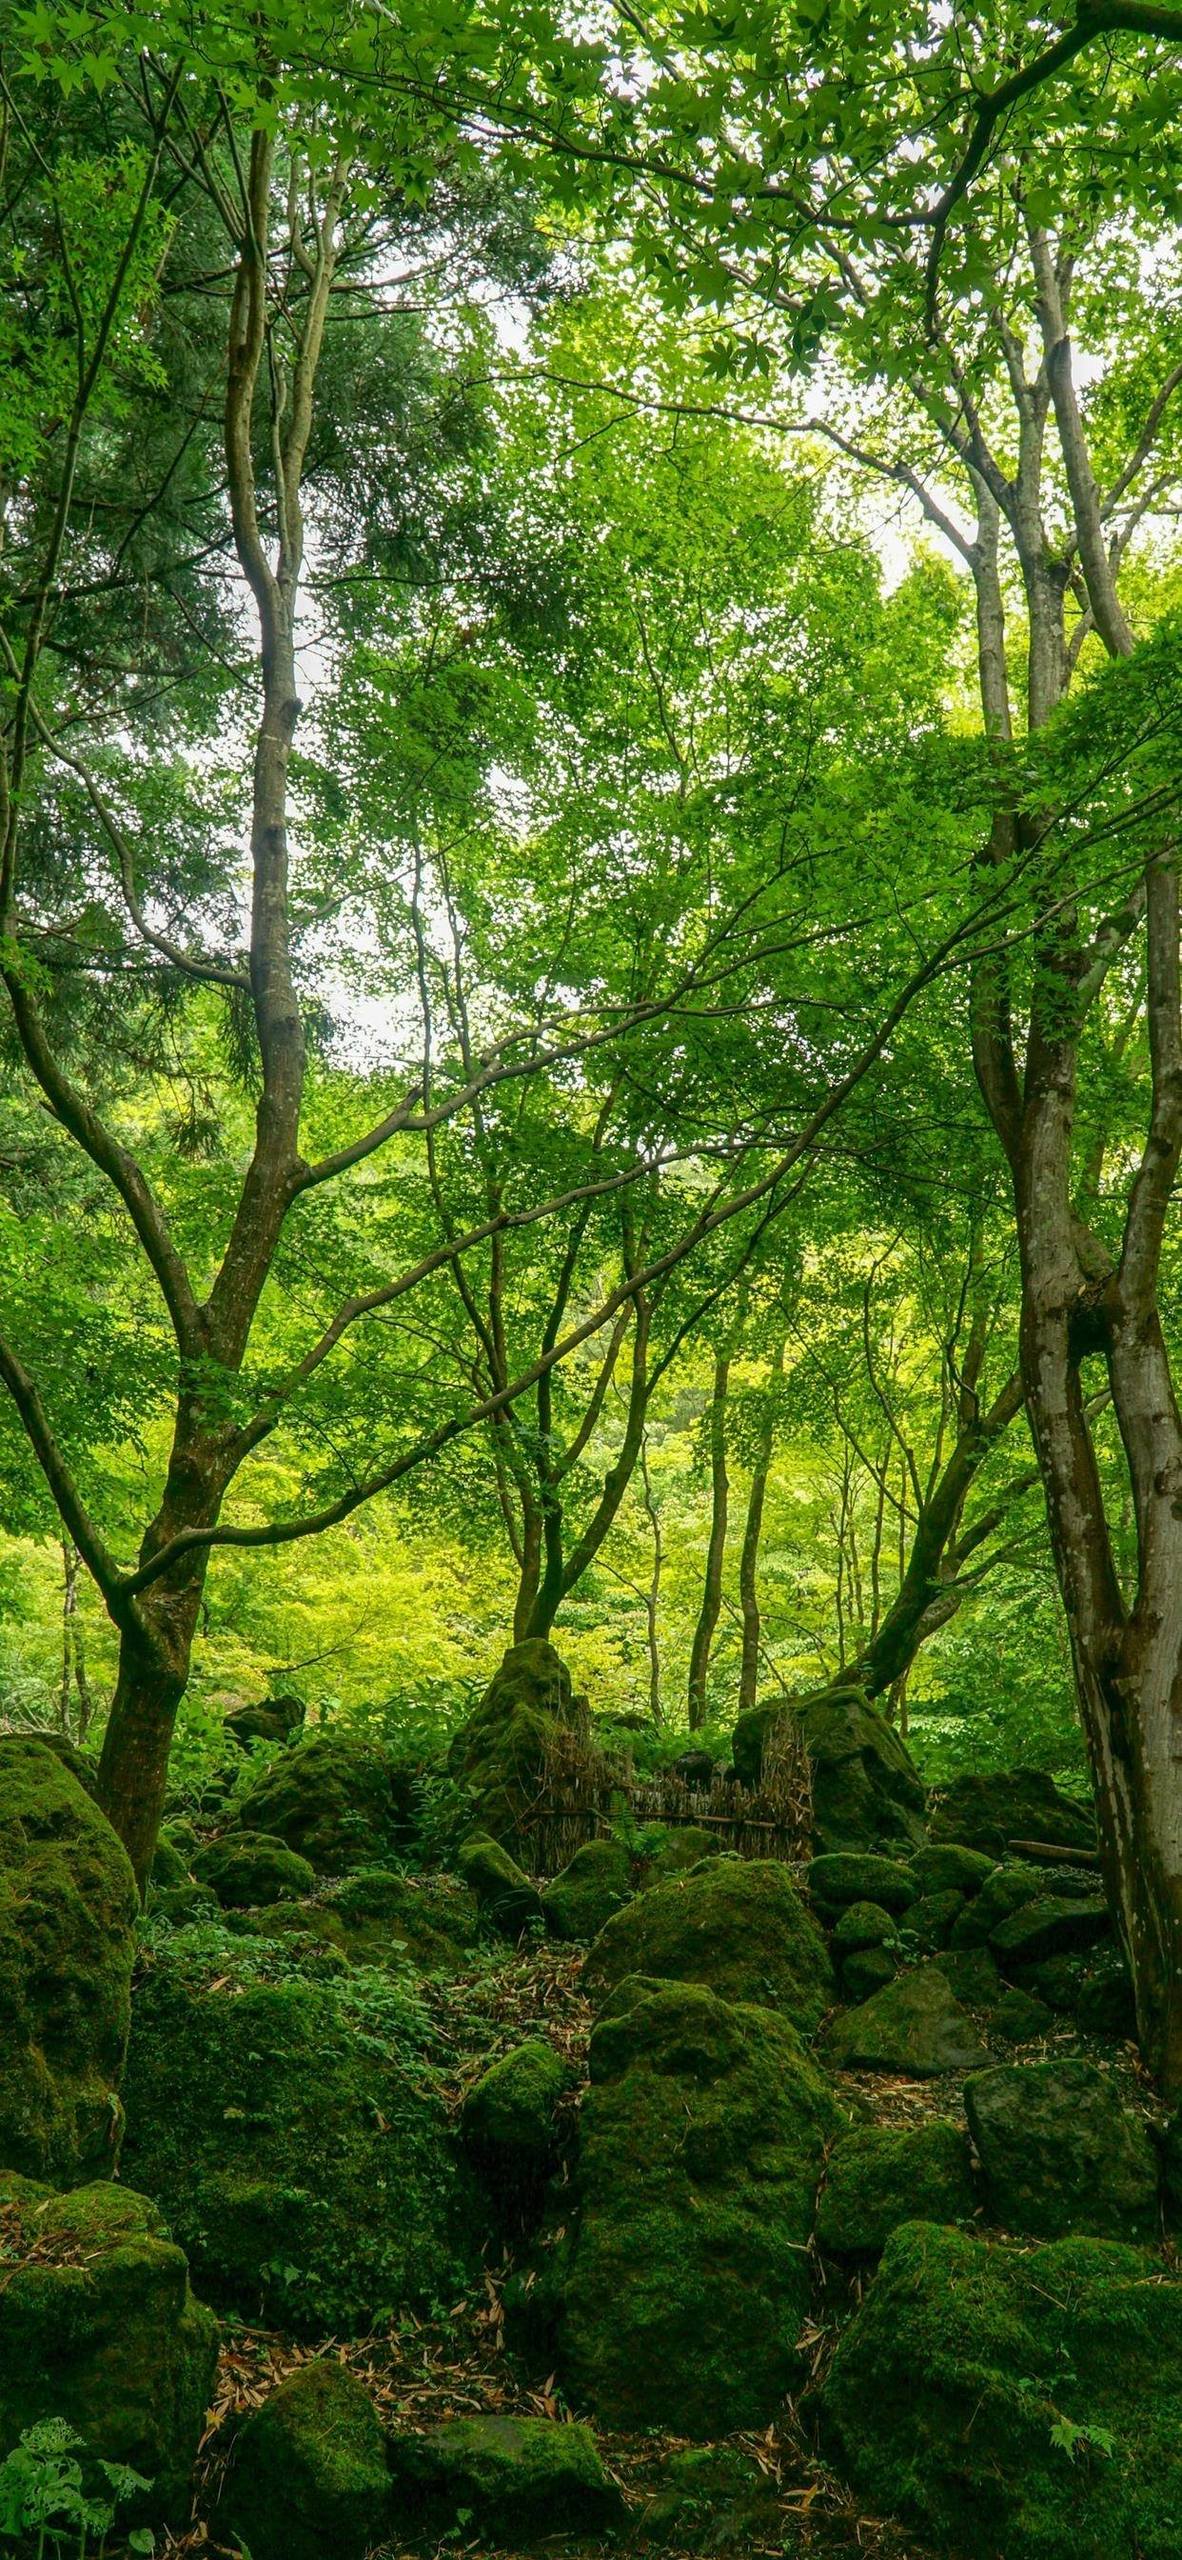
<box><xmin>5</xmin><ymin>1</ymin><xmax>1182</xmax><ymax>2555</ymax></box>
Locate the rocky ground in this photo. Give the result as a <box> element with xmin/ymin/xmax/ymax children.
<box><xmin>2</xmin><ymin>1642</ymin><xmax>1179</xmax><ymax>2560</ymax></box>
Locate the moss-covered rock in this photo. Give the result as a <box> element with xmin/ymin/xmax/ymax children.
<box><xmin>0</xmin><ymin>1737</ymin><xmax>138</xmax><ymax>2186</ymax></box>
<box><xmin>224</xmin><ymin>2360</ymin><xmax>388</xmax><ymax>2560</ymax></box>
<box><xmin>457</xmin><ymin>1833</ymin><xmax>543</xmax><ymax>1934</ymax></box>
<box><xmin>734</xmin><ymin>1690</ymin><xmax>925</xmax><ymax>1857</ymax></box>
<box><xmin>643</xmin><ymin>1826</ymin><xmax>723</xmax><ymax>1880</ymax></box>
<box><xmin>150</xmin><ymin>1832</ymin><xmax>191</xmax><ymax>1890</ymax></box>
<box><xmin>840</xmin><ymin>1945</ymin><xmax>899</xmax><ymax>2001</ymax></box>
<box><xmin>908</xmin><ymin>1842</ymin><xmax>995</xmax><ymax>1897</ymax></box>
<box><xmin>815</xmin><ymin>2120</ymin><xmax>975</xmax><ymax>2257</ymax></box>
<box><xmin>640</xmin><ymin>2445</ymin><xmax>778</xmax><ymax>2550</ymax></box>
<box><xmin>964</xmin><ymin>2061</ymin><xmax>1159</xmax><ymax>2241</ymax></box>
<box><xmin>0</xmin><ymin>2170</ymin><xmax>217</xmax><ymax>2523</ymax></box>
<box><xmin>232</xmin><ymin>1733</ymin><xmax>418</xmax><ymax>1873</ymax></box>
<box><xmin>119</xmin><ymin>1928</ymin><xmax>474</xmax><ymax>2332</ymax></box>
<box><xmin>541</xmin><ymin>1839</ymin><xmax>633</xmax><ymax>1941</ymax></box>
<box><xmin>991</xmin><ymin>1986</ymin><xmax>1055</xmax><ymax>2043</ymax></box>
<box><xmin>950</xmin><ymin>1859</ymin><xmax>1051</xmax><ymax>1948</ymax></box>
<box><xmin>820</xmin><ymin>2218</ymin><xmax>1182</xmax><ymax>2560</ymax></box>
<box><xmin>901</xmin><ymin>1887</ymin><xmax>965</xmax><ymax>1952</ymax></box>
<box><xmin>223</xmin><ymin>1693</ymin><xmax>306</xmax><ymax>1749</ymax></box>
<box><xmin>192</xmin><ymin>1830</ymin><xmax>316</xmax><ymax>1909</ymax></box>
<box><xmin>388</xmin><ymin>2413</ymin><xmax>622</xmax><ymax>2539</ymax></box>
<box><xmin>448</xmin><ymin>1639</ymin><xmax>583</xmax><ymax>1848</ymax></box>
<box><xmin>583</xmin><ymin>1857</ymin><xmax>833</xmax><ymax>2032</ymax></box>
<box><xmin>928</xmin><ymin>1945</ymin><xmax>1001</xmax><ymax>2010</ymax></box>
<box><xmin>559</xmin><ymin>1979</ymin><xmax>845</xmax><ymax>2435</ymax></box>
<box><xmin>988</xmin><ymin>1893</ymin><xmax>1111</xmax><ymax>1964</ymax></box>
<box><xmin>831</xmin><ymin>1900</ymin><xmax>899</xmax><ymax>1953</ymax></box>
<box><xmin>929</xmin><ymin>1769</ymin><xmax>1096</xmax><ymax>1860</ymax></box>
<box><xmin>826</xmin><ymin>1963</ymin><xmax>989</xmax><ymax>2078</ymax></box>
<box><xmin>461</xmin><ymin>2041</ymin><xmax>571</xmax><ymax>2207</ymax></box>
<box><xmin>807</xmin><ymin>1852</ymin><xmax>918</xmax><ymax>1916</ymax></box>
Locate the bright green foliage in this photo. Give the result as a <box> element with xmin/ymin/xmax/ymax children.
<box><xmin>0</xmin><ymin>2173</ymin><xmax>217</xmax><ymax>2524</ymax></box>
<box><xmin>0</xmin><ymin>2417</ymin><xmax>153</xmax><ymax>2558</ymax></box>
<box><xmin>582</xmin><ymin>1856</ymin><xmax>833</xmax><ymax>2032</ymax></box>
<box><xmin>386</xmin><ymin>2414</ymin><xmax>622</xmax><ymax>2540</ymax></box>
<box><xmin>224</xmin><ymin>2361</ymin><xmax>389</xmax><ymax>2560</ymax></box>
<box><xmin>559</xmin><ymin>1979</ymin><xmax>845</xmax><ymax>2435</ymax></box>
<box><xmin>815</xmin><ymin>2120</ymin><xmax>976</xmax><ymax>2258</ymax></box>
<box><xmin>118</xmin><ymin>1926</ymin><xmax>474</xmax><ymax>2332</ymax></box>
<box><xmin>0</xmin><ymin>1739</ymin><xmax>137</xmax><ymax>2186</ymax></box>
<box><xmin>822</xmin><ymin>2220</ymin><xmax>1182</xmax><ymax>2560</ymax></box>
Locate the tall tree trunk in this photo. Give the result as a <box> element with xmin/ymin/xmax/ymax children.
<box><xmin>738</xmin><ymin>1336</ymin><xmax>784</xmax><ymax>1715</ymax></box>
<box><xmin>687</xmin><ymin>1347</ymin><xmax>731</xmax><ymax>1729</ymax></box>
<box><xmin>640</xmin><ymin>1438</ymin><xmax>664</xmax><ymax>1722</ymax></box>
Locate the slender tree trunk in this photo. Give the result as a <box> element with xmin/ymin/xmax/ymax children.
<box><xmin>640</xmin><ymin>1439</ymin><xmax>664</xmax><ymax>1723</ymax></box>
<box><xmin>687</xmin><ymin>1348</ymin><xmax>731</xmax><ymax>1729</ymax></box>
<box><xmin>738</xmin><ymin>1336</ymin><xmax>784</xmax><ymax>1716</ymax></box>
<box><xmin>513</xmin><ymin>1508</ymin><xmax>543</xmax><ymax>1642</ymax></box>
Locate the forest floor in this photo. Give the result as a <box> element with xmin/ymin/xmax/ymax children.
<box><xmin>162</xmin><ymin>1937</ymin><xmax>992</xmax><ymax>2560</ymax></box>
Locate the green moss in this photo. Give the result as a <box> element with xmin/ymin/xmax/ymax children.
<box><xmin>461</xmin><ymin>2041</ymin><xmax>571</xmax><ymax>2194</ymax></box>
<box><xmin>192</xmin><ymin>1830</ymin><xmax>316</xmax><ymax>1908</ymax></box>
<box><xmin>964</xmin><ymin>2061</ymin><xmax>1159</xmax><ymax>2241</ymax></box>
<box><xmin>387</xmin><ymin>2413</ymin><xmax>622</xmax><ymax>2538</ymax></box>
<box><xmin>929</xmin><ymin>1770</ymin><xmax>1096</xmax><ymax>1859</ymax></box>
<box><xmin>909</xmin><ymin>1843</ymin><xmax>995</xmax><ymax>1897</ymax></box>
<box><xmin>583</xmin><ymin>1856</ymin><xmax>833</xmax><ymax>2031</ymax></box>
<box><xmin>821</xmin><ymin>2219</ymin><xmax>1182</xmax><ymax>2560</ymax></box>
<box><xmin>232</xmin><ymin>1734</ymin><xmax>418</xmax><ymax>1873</ymax></box>
<box><xmin>119</xmin><ymin>1926</ymin><xmax>475</xmax><ymax>2333</ymax></box>
<box><xmin>224</xmin><ymin>2360</ymin><xmax>388</xmax><ymax>2560</ymax></box>
<box><xmin>541</xmin><ymin>1840</ymin><xmax>633</xmax><ymax>1941</ymax></box>
<box><xmin>559</xmin><ymin>1979</ymin><xmax>845</xmax><ymax>2435</ymax></box>
<box><xmin>831</xmin><ymin>1900</ymin><xmax>899</xmax><ymax>1953</ymax></box>
<box><xmin>735</xmin><ymin>1691</ymin><xmax>925</xmax><ymax>1856</ymax></box>
<box><xmin>815</xmin><ymin>2120</ymin><xmax>975</xmax><ymax>2256</ymax></box>
<box><xmin>448</xmin><ymin>1639</ymin><xmax>582</xmax><ymax>1847</ymax></box>
<box><xmin>456</xmin><ymin>1833</ymin><xmax>542</xmax><ymax>1934</ymax></box>
<box><xmin>808</xmin><ymin>1851</ymin><xmax>918</xmax><ymax>1915</ymax></box>
<box><xmin>826</xmin><ymin>1963</ymin><xmax>989</xmax><ymax>2077</ymax></box>
<box><xmin>0</xmin><ymin>1737</ymin><xmax>138</xmax><ymax>2186</ymax></box>
<box><xmin>0</xmin><ymin>2169</ymin><xmax>218</xmax><ymax>2523</ymax></box>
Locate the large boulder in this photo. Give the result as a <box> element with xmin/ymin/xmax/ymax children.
<box><xmin>119</xmin><ymin>1930</ymin><xmax>474</xmax><ymax>2332</ymax></box>
<box><xmin>224</xmin><ymin>2361</ymin><xmax>388</xmax><ymax>2560</ymax></box>
<box><xmin>987</xmin><ymin>1893</ymin><xmax>1111</xmax><ymax>1965</ymax></box>
<box><xmin>192</xmin><ymin>1830</ymin><xmax>316</xmax><ymax>1909</ymax></box>
<box><xmin>815</xmin><ymin>2119</ymin><xmax>975</xmax><ymax>2257</ymax></box>
<box><xmin>929</xmin><ymin>1769</ymin><xmax>1096</xmax><ymax>1860</ymax></box>
<box><xmin>559</xmin><ymin>1979</ymin><xmax>844</xmax><ymax>2435</ymax></box>
<box><xmin>0</xmin><ymin>1737</ymin><xmax>138</xmax><ymax>2185</ymax></box>
<box><xmin>964</xmin><ymin>2061</ymin><xmax>1159</xmax><ymax>2241</ymax></box>
<box><xmin>582</xmin><ymin>1857</ymin><xmax>833</xmax><ymax>2033</ymax></box>
<box><xmin>0</xmin><ymin>2170</ymin><xmax>217</xmax><ymax>2523</ymax></box>
<box><xmin>541</xmin><ymin>1839</ymin><xmax>634</xmax><ymax>1941</ymax></box>
<box><xmin>821</xmin><ymin>2219</ymin><xmax>1182</xmax><ymax>2560</ymax></box>
<box><xmin>826</xmin><ymin>1962</ymin><xmax>989</xmax><ymax>2078</ymax></box>
<box><xmin>320</xmin><ymin>1867</ymin><xmax>478</xmax><ymax>1971</ymax></box>
<box><xmin>387</xmin><ymin>2415</ymin><xmax>622</xmax><ymax>2540</ymax></box>
<box><xmin>807</xmin><ymin>1851</ymin><xmax>919</xmax><ymax>1916</ymax></box>
<box><xmin>223</xmin><ymin>1692</ymin><xmax>306</xmax><ymax>1748</ymax></box>
<box><xmin>231</xmin><ymin>1733</ymin><xmax>418</xmax><ymax>1874</ymax></box>
<box><xmin>457</xmin><ymin>1833</ymin><xmax>544</xmax><ymax>1934</ymax></box>
<box><xmin>733</xmin><ymin>1690</ymin><xmax>925</xmax><ymax>1857</ymax></box>
<box><xmin>448</xmin><ymin>1639</ymin><xmax>585</xmax><ymax>1848</ymax></box>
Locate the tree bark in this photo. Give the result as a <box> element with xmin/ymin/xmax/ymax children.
<box><xmin>738</xmin><ymin>1336</ymin><xmax>784</xmax><ymax>1716</ymax></box>
<box><xmin>687</xmin><ymin>1346</ymin><xmax>731</xmax><ymax>1728</ymax></box>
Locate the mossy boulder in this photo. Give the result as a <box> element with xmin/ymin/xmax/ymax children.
<box><xmin>461</xmin><ymin>2042</ymin><xmax>571</xmax><ymax>2207</ymax></box>
<box><xmin>224</xmin><ymin>2361</ymin><xmax>388</xmax><ymax>2560</ymax></box>
<box><xmin>448</xmin><ymin>1639</ymin><xmax>583</xmax><ymax>1848</ymax></box>
<box><xmin>815</xmin><ymin>2119</ymin><xmax>975</xmax><ymax>2257</ymax></box>
<box><xmin>324</xmin><ymin>1867</ymin><xmax>478</xmax><ymax>1970</ymax></box>
<box><xmin>734</xmin><ymin>1689</ymin><xmax>925</xmax><ymax>1856</ymax></box>
<box><xmin>908</xmin><ymin>1842</ymin><xmax>995</xmax><ymax>1897</ymax></box>
<box><xmin>119</xmin><ymin>1930</ymin><xmax>474</xmax><ymax>2332</ymax></box>
<box><xmin>641</xmin><ymin>2445</ymin><xmax>778</xmax><ymax>2550</ymax></box>
<box><xmin>964</xmin><ymin>2061</ymin><xmax>1159</xmax><ymax>2241</ymax></box>
<box><xmin>807</xmin><ymin>1851</ymin><xmax>918</xmax><ymax>1916</ymax></box>
<box><xmin>826</xmin><ymin>1962</ymin><xmax>989</xmax><ymax>2078</ymax></box>
<box><xmin>950</xmin><ymin>1859</ymin><xmax>1054</xmax><ymax>1948</ymax></box>
<box><xmin>831</xmin><ymin>1900</ymin><xmax>899</xmax><ymax>1953</ymax></box>
<box><xmin>583</xmin><ymin>1857</ymin><xmax>833</xmax><ymax>2032</ymax></box>
<box><xmin>0</xmin><ymin>2170</ymin><xmax>218</xmax><ymax>2523</ymax></box>
<box><xmin>150</xmin><ymin>1832</ymin><xmax>191</xmax><ymax>1891</ymax></box>
<box><xmin>841</xmin><ymin>1945</ymin><xmax>899</xmax><ymax>2001</ymax></box>
<box><xmin>991</xmin><ymin>1986</ymin><xmax>1055</xmax><ymax>2042</ymax></box>
<box><xmin>457</xmin><ymin>1833</ymin><xmax>543</xmax><ymax>1934</ymax></box>
<box><xmin>821</xmin><ymin>2218</ymin><xmax>1182</xmax><ymax>2560</ymax></box>
<box><xmin>223</xmin><ymin>1693</ymin><xmax>306</xmax><ymax>1749</ymax></box>
<box><xmin>232</xmin><ymin>1733</ymin><xmax>418</xmax><ymax>1873</ymax></box>
<box><xmin>930</xmin><ymin>1769</ymin><xmax>1096</xmax><ymax>1860</ymax></box>
<box><xmin>388</xmin><ymin>2414</ymin><xmax>622</xmax><ymax>2539</ymax></box>
<box><xmin>988</xmin><ymin>1893</ymin><xmax>1111</xmax><ymax>1965</ymax></box>
<box><xmin>541</xmin><ymin>1840</ymin><xmax>633</xmax><ymax>1941</ymax></box>
<box><xmin>559</xmin><ymin>1979</ymin><xmax>845</xmax><ymax>2435</ymax></box>
<box><xmin>192</xmin><ymin>1830</ymin><xmax>316</xmax><ymax>1909</ymax></box>
<box><xmin>643</xmin><ymin>1825</ymin><xmax>722</xmax><ymax>1880</ymax></box>
<box><xmin>901</xmin><ymin>1887</ymin><xmax>965</xmax><ymax>1952</ymax></box>
<box><xmin>0</xmin><ymin>1737</ymin><xmax>138</xmax><ymax>2186</ymax></box>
